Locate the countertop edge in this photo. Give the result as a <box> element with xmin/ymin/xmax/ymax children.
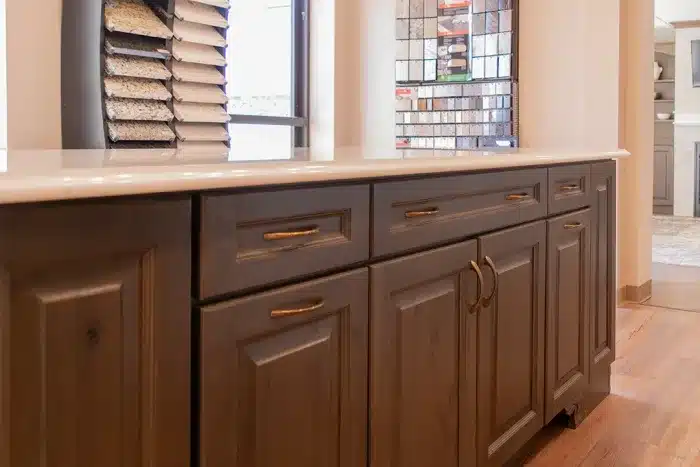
<box><xmin>0</xmin><ymin>150</ymin><xmax>629</xmax><ymax>205</ymax></box>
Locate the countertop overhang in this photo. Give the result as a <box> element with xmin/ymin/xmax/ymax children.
<box><xmin>0</xmin><ymin>147</ymin><xmax>629</xmax><ymax>204</ymax></box>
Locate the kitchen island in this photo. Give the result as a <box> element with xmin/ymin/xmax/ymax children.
<box><xmin>0</xmin><ymin>147</ymin><xmax>627</xmax><ymax>467</ymax></box>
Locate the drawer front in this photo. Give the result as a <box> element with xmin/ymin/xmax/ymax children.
<box><xmin>372</xmin><ymin>168</ymin><xmax>548</xmax><ymax>257</ymax></box>
<box><xmin>199</xmin><ymin>184</ymin><xmax>370</xmax><ymax>299</ymax></box>
<box><xmin>548</xmin><ymin>164</ymin><xmax>592</xmax><ymax>215</ymax></box>
<box><xmin>199</xmin><ymin>268</ymin><xmax>369</xmax><ymax>467</ymax></box>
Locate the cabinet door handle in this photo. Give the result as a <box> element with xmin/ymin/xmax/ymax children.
<box><xmin>469</xmin><ymin>260</ymin><xmax>484</xmax><ymax>314</ymax></box>
<box><xmin>405</xmin><ymin>207</ymin><xmax>440</xmax><ymax>219</ymax></box>
<box><xmin>263</xmin><ymin>226</ymin><xmax>320</xmax><ymax>241</ymax></box>
<box><xmin>482</xmin><ymin>256</ymin><xmax>498</xmax><ymax>307</ymax></box>
<box><xmin>505</xmin><ymin>193</ymin><xmax>531</xmax><ymax>201</ymax></box>
<box><xmin>560</xmin><ymin>184</ymin><xmax>580</xmax><ymax>192</ymax></box>
<box><xmin>564</xmin><ymin>222</ymin><xmax>583</xmax><ymax>230</ymax></box>
<box><xmin>271</xmin><ymin>299</ymin><xmax>325</xmax><ymax>318</ymax></box>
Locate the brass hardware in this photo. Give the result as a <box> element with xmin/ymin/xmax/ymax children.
<box><xmin>482</xmin><ymin>256</ymin><xmax>498</xmax><ymax>307</ymax></box>
<box><xmin>405</xmin><ymin>207</ymin><xmax>440</xmax><ymax>219</ymax></box>
<box><xmin>469</xmin><ymin>260</ymin><xmax>484</xmax><ymax>314</ymax></box>
<box><xmin>505</xmin><ymin>193</ymin><xmax>531</xmax><ymax>201</ymax></box>
<box><xmin>564</xmin><ymin>222</ymin><xmax>583</xmax><ymax>229</ymax></box>
<box><xmin>560</xmin><ymin>184</ymin><xmax>580</xmax><ymax>192</ymax></box>
<box><xmin>271</xmin><ymin>299</ymin><xmax>325</xmax><ymax>318</ymax></box>
<box><xmin>263</xmin><ymin>226</ymin><xmax>320</xmax><ymax>241</ymax></box>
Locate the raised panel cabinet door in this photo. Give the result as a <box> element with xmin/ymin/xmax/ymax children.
<box><xmin>477</xmin><ymin>221</ymin><xmax>546</xmax><ymax>467</ymax></box>
<box><xmin>653</xmin><ymin>146</ymin><xmax>674</xmax><ymax>206</ymax></box>
<box><xmin>545</xmin><ymin>209</ymin><xmax>591</xmax><ymax>422</ymax></box>
<box><xmin>199</xmin><ymin>269</ymin><xmax>369</xmax><ymax>467</ymax></box>
<box><xmin>0</xmin><ymin>198</ymin><xmax>192</xmax><ymax>467</ymax></box>
<box><xmin>370</xmin><ymin>241</ymin><xmax>480</xmax><ymax>467</ymax></box>
<box><xmin>591</xmin><ymin>162</ymin><xmax>617</xmax><ymax>379</ymax></box>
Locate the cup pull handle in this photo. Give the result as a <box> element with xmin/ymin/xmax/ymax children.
<box><xmin>271</xmin><ymin>299</ymin><xmax>325</xmax><ymax>318</ymax></box>
<box><xmin>405</xmin><ymin>207</ymin><xmax>440</xmax><ymax>219</ymax></box>
<box><xmin>263</xmin><ymin>226</ymin><xmax>320</xmax><ymax>241</ymax></box>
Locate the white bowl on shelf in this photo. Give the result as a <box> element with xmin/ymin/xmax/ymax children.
<box><xmin>656</xmin><ymin>113</ymin><xmax>672</xmax><ymax>121</ymax></box>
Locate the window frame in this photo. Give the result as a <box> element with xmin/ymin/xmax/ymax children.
<box><xmin>228</xmin><ymin>0</ymin><xmax>309</xmax><ymax>148</ymax></box>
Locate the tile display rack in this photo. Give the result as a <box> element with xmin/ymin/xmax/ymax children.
<box><xmin>395</xmin><ymin>0</ymin><xmax>519</xmax><ymax>149</ymax></box>
<box><xmin>61</xmin><ymin>0</ymin><xmax>231</xmax><ymax>150</ymax></box>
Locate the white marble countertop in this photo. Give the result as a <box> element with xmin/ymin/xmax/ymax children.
<box><xmin>0</xmin><ymin>147</ymin><xmax>629</xmax><ymax>204</ymax></box>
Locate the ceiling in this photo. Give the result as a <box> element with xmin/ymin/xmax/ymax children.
<box><xmin>655</xmin><ymin>0</ymin><xmax>700</xmax><ymax>42</ymax></box>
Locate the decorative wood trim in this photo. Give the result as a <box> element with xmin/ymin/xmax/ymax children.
<box><xmin>623</xmin><ymin>279</ymin><xmax>652</xmax><ymax>303</ymax></box>
<box><xmin>671</xmin><ymin>20</ymin><xmax>700</xmax><ymax>29</ymax></box>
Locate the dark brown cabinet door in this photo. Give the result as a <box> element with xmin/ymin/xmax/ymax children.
<box><xmin>591</xmin><ymin>162</ymin><xmax>616</xmax><ymax>385</ymax></box>
<box><xmin>477</xmin><ymin>221</ymin><xmax>546</xmax><ymax>467</ymax></box>
<box><xmin>545</xmin><ymin>209</ymin><xmax>591</xmax><ymax>422</ymax></box>
<box><xmin>0</xmin><ymin>198</ymin><xmax>192</xmax><ymax>467</ymax></box>
<box><xmin>199</xmin><ymin>269</ymin><xmax>369</xmax><ymax>467</ymax></box>
<box><xmin>371</xmin><ymin>241</ymin><xmax>480</xmax><ymax>467</ymax></box>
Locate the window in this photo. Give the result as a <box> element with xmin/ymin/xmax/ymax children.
<box><xmin>227</xmin><ymin>0</ymin><xmax>309</xmax><ymax>157</ymax></box>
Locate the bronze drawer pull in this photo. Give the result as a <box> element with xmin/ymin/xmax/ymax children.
<box><xmin>560</xmin><ymin>184</ymin><xmax>580</xmax><ymax>192</ymax></box>
<box><xmin>263</xmin><ymin>226</ymin><xmax>320</xmax><ymax>241</ymax></box>
<box><xmin>469</xmin><ymin>260</ymin><xmax>484</xmax><ymax>314</ymax></box>
<box><xmin>271</xmin><ymin>299</ymin><xmax>325</xmax><ymax>318</ymax></box>
<box><xmin>505</xmin><ymin>193</ymin><xmax>531</xmax><ymax>201</ymax></box>
<box><xmin>564</xmin><ymin>222</ymin><xmax>583</xmax><ymax>230</ymax></box>
<box><xmin>482</xmin><ymin>256</ymin><xmax>498</xmax><ymax>307</ymax></box>
<box><xmin>405</xmin><ymin>207</ymin><xmax>440</xmax><ymax>219</ymax></box>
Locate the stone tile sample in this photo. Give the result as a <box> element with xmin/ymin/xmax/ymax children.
<box><xmin>172</xmin><ymin>19</ymin><xmax>226</xmax><ymax>47</ymax></box>
<box><xmin>105</xmin><ymin>98</ymin><xmax>174</xmax><ymax>121</ymax></box>
<box><xmin>104</xmin><ymin>33</ymin><xmax>170</xmax><ymax>59</ymax></box>
<box><xmin>172</xmin><ymin>81</ymin><xmax>227</xmax><ymax>104</ymax></box>
<box><xmin>171</xmin><ymin>62</ymin><xmax>226</xmax><ymax>85</ymax></box>
<box><xmin>110</xmin><ymin>141</ymin><xmax>173</xmax><ymax>149</ymax></box>
<box><xmin>409</xmin><ymin>0</ymin><xmax>424</xmax><ymax>18</ymax></box>
<box><xmin>104</xmin><ymin>55</ymin><xmax>172</xmax><ymax>80</ymax></box>
<box><xmin>409</xmin><ymin>19</ymin><xmax>424</xmax><ymax>39</ymax></box>
<box><xmin>174</xmin><ymin>0</ymin><xmax>228</xmax><ymax>28</ymax></box>
<box><xmin>397</xmin><ymin>0</ymin><xmax>410</xmax><ymax>18</ymax></box>
<box><xmin>104</xmin><ymin>0</ymin><xmax>172</xmax><ymax>39</ymax></box>
<box><xmin>104</xmin><ymin>76</ymin><xmax>172</xmax><ymax>100</ymax></box>
<box><xmin>173</xmin><ymin>102</ymin><xmax>229</xmax><ymax>122</ymax></box>
<box><xmin>177</xmin><ymin>141</ymin><xmax>229</xmax><ymax>152</ymax></box>
<box><xmin>396</xmin><ymin>19</ymin><xmax>409</xmax><ymax>39</ymax></box>
<box><xmin>190</xmin><ymin>0</ymin><xmax>230</xmax><ymax>8</ymax></box>
<box><xmin>172</xmin><ymin>40</ymin><xmax>226</xmax><ymax>66</ymax></box>
<box><xmin>107</xmin><ymin>121</ymin><xmax>176</xmax><ymax>141</ymax></box>
<box><xmin>175</xmin><ymin>123</ymin><xmax>230</xmax><ymax>141</ymax></box>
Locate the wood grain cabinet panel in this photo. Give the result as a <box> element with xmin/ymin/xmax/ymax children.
<box><xmin>199</xmin><ymin>184</ymin><xmax>370</xmax><ymax>299</ymax></box>
<box><xmin>545</xmin><ymin>209</ymin><xmax>591</xmax><ymax>422</ymax></box>
<box><xmin>591</xmin><ymin>162</ymin><xmax>616</xmax><ymax>386</ymax></box>
<box><xmin>0</xmin><ymin>198</ymin><xmax>191</xmax><ymax>467</ymax></box>
<box><xmin>653</xmin><ymin>145</ymin><xmax>674</xmax><ymax>209</ymax></box>
<box><xmin>372</xmin><ymin>169</ymin><xmax>547</xmax><ymax>257</ymax></box>
<box><xmin>199</xmin><ymin>269</ymin><xmax>368</xmax><ymax>467</ymax></box>
<box><xmin>548</xmin><ymin>164</ymin><xmax>592</xmax><ymax>215</ymax></box>
<box><xmin>477</xmin><ymin>221</ymin><xmax>546</xmax><ymax>466</ymax></box>
<box><xmin>370</xmin><ymin>241</ymin><xmax>480</xmax><ymax>467</ymax></box>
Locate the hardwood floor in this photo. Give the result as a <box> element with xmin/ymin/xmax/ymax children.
<box><xmin>524</xmin><ymin>304</ymin><xmax>700</xmax><ymax>466</ymax></box>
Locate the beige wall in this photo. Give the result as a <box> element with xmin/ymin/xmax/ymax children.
<box><xmin>6</xmin><ymin>0</ymin><xmax>62</xmax><ymax>149</ymax></box>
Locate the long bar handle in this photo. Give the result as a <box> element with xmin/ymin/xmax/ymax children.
<box><xmin>560</xmin><ymin>184</ymin><xmax>580</xmax><ymax>192</ymax></box>
<box><xmin>505</xmin><ymin>193</ymin><xmax>531</xmax><ymax>201</ymax></box>
<box><xmin>469</xmin><ymin>260</ymin><xmax>484</xmax><ymax>314</ymax></box>
<box><xmin>405</xmin><ymin>207</ymin><xmax>440</xmax><ymax>219</ymax></box>
<box><xmin>564</xmin><ymin>222</ymin><xmax>583</xmax><ymax>230</ymax></box>
<box><xmin>482</xmin><ymin>256</ymin><xmax>498</xmax><ymax>307</ymax></box>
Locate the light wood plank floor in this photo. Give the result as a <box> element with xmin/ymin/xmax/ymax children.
<box><xmin>525</xmin><ymin>304</ymin><xmax>700</xmax><ymax>466</ymax></box>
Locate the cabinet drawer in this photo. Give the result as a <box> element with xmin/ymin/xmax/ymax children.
<box><xmin>372</xmin><ymin>168</ymin><xmax>548</xmax><ymax>257</ymax></box>
<box><xmin>198</xmin><ymin>184</ymin><xmax>370</xmax><ymax>299</ymax></box>
<box><xmin>548</xmin><ymin>164</ymin><xmax>592</xmax><ymax>215</ymax></box>
<box><xmin>199</xmin><ymin>269</ymin><xmax>369</xmax><ymax>467</ymax></box>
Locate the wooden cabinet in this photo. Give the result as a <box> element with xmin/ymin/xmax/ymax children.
<box><xmin>590</xmin><ymin>162</ymin><xmax>617</xmax><ymax>396</ymax></box>
<box><xmin>199</xmin><ymin>269</ymin><xmax>369</xmax><ymax>467</ymax></box>
<box><xmin>0</xmin><ymin>198</ymin><xmax>192</xmax><ymax>467</ymax></box>
<box><xmin>477</xmin><ymin>221</ymin><xmax>547</xmax><ymax>466</ymax></box>
<box><xmin>653</xmin><ymin>145</ymin><xmax>674</xmax><ymax>215</ymax></box>
<box><xmin>545</xmin><ymin>209</ymin><xmax>591</xmax><ymax>422</ymax></box>
<box><xmin>370</xmin><ymin>241</ymin><xmax>480</xmax><ymax>467</ymax></box>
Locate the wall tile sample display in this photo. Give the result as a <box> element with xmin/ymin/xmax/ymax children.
<box><xmin>61</xmin><ymin>0</ymin><xmax>232</xmax><ymax>149</ymax></box>
<box><xmin>395</xmin><ymin>0</ymin><xmax>518</xmax><ymax>149</ymax></box>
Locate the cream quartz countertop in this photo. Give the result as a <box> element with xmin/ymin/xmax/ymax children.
<box><xmin>0</xmin><ymin>147</ymin><xmax>629</xmax><ymax>204</ymax></box>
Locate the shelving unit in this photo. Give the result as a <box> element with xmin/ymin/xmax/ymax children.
<box><xmin>653</xmin><ymin>51</ymin><xmax>675</xmax><ymax>215</ymax></box>
<box><xmin>61</xmin><ymin>0</ymin><xmax>231</xmax><ymax>150</ymax></box>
